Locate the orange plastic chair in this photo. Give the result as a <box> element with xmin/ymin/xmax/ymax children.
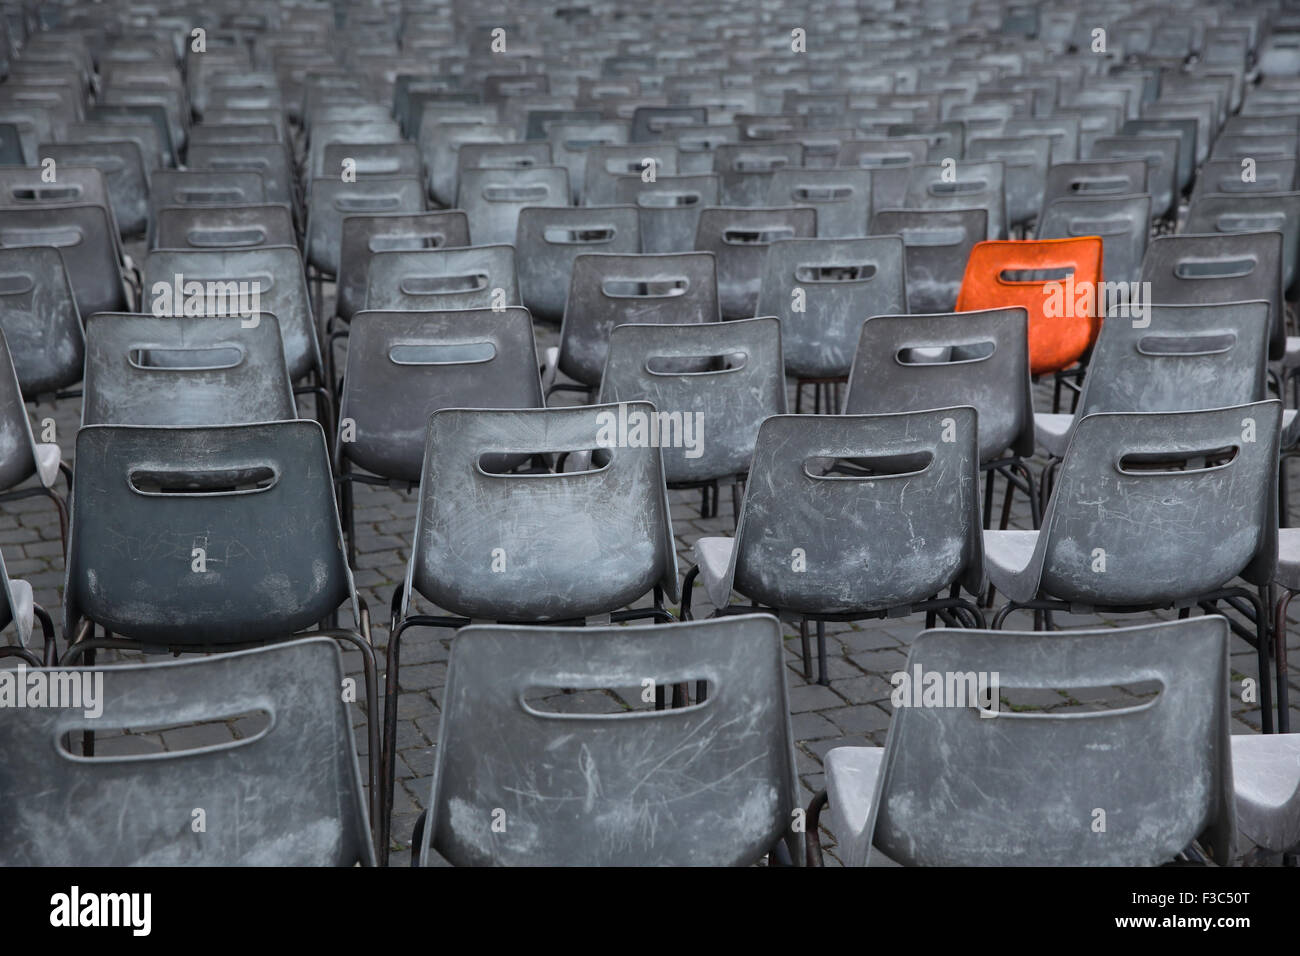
<box><xmin>955</xmin><ymin>237</ymin><xmax>1104</xmax><ymax>376</ymax></box>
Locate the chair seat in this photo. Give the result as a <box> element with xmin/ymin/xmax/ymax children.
<box><xmin>1032</xmin><ymin>412</ymin><xmax>1073</xmax><ymax>458</ymax></box>
<box><xmin>1275</xmin><ymin>527</ymin><xmax>1300</xmax><ymax>591</ymax></box>
<box><xmin>693</xmin><ymin>536</ymin><xmax>735</xmax><ymax>610</ymax></box>
<box><xmin>824</xmin><ymin>745</ymin><xmax>888</xmax><ymax>867</ymax></box>
<box><xmin>1230</xmin><ymin>732</ymin><xmax>1300</xmax><ymax>854</ymax></box>
<box><xmin>33</xmin><ymin>443</ymin><xmax>60</xmax><ymax>489</ymax></box>
<box><xmin>981</xmin><ymin>529</ymin><xmax>1039</xmax><ymax>602</ymax></box>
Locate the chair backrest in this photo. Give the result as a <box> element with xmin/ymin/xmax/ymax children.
<box><xmin>65</xmin><ymin>420</ymin><xmax>358</xmax><ymax>643</ymax></box>
<box><xmin>1088</xmin><ymin>133</ymin><xmax>1180</xmax><ymax>220</ymax></box>
<box><xmin>148</xmin><ymin>169</ymin><xmax>266</xmax><ymax>246</ymax></box>
<box><xmin>1036</xmin><ymin>193</ymin><xmax>1152</xmax><ymax>285</ymax></box>
<box><xmin>0</xmin><ymin>245</ymin><xmax>84</xmax><ymax>396</ymax></box>
<box><xmin>1184</xmin><ymin>192</ymin><xmax>1300</xmax><ymax>293</ymax></box>
<box><xmin>754</xmin><ymin>235</ymin><xmax>907</xmax><ymax>379</ymax></box>
<box><xmin>1120</xmin><ymin>117</ymin><xmax>1197</xmax><ymax>191</ymax></box>
<box><xmin>364</xmin><ymin>245</ymin><xmax>520</xmax><ymax>312</ymax></box>
<box><xmin>144</xmin><ymin>246</ymin><xmax>320</xmax><ymax>381</ymax></box>
<box><xmin>1140</xmin><ymin>231</ymin><xmax>1286</xmax><ymax>361</ymax></box>
<box><xmin>335</xmin><ymin>211</ymin><xmax>471</xmax><ymax>323</ymax></box>
<box><xmin>845</xmin><ymin>307</ymin><xmax>1034</xmax><ymax>463</ymax></box>
<box><xmin>1028</xmin><ymin>401</ymin><xmax>1280</xmax><ymax>606</ymax></box>
<box><xmin>515</xmin><ymin>205</ymin><xmax>641</xmax><ymax>323</ymax></box>
<box><xmin>420</xmin><ymin>615</ymin><xmax>798</xmax><ymax>866</ymax></box>
<box><xmin>82</xmin><ymin>312</ymin><xmax>296</xmax><ymax>426</ymax></box>
<box><xmin>955</xmin><ymin>236</ymin><xmax>1104</xmax><ymax>376</ymax></box>
<box><xmin>598</xmin><ymin>316</ymin><xmax>788</xmax><ymax>483</ymax></box>
<box><xmin>63</xmin><ymin>120</ymin><xmax>161</xmax><ymax>173</ymax></box>
<box><xmin>0</xmin><ymin>638</ymin><xmax>374</xmax><ymax>865</ymax></box>
<box><xmin>886</xmin><ymin>120</ymin><xmax>965</xmax><ymax>160</ymax></box>
<box><xmin>456</xmin><ymin>165</ymin><xmax>570</xmax><ymax>245</ymax></box>
<box><xmin>37</xmin><ymin>140</ymin><xmax>149</xmax><ymax>237</ymax></box>
<box><xmin>965</xmin><ymin>135</ymin><xmax>1052</xmax><ymax>229</ymax></box>
<box><xmin>338</xmin><ymin>307</ymin><xmax>543</xmax><ymax>483</ymax></box>
<box><xmin>1193</xmin><ymin>157</ymin><xmax>1297</xmax><ymax>198</ymax></box>
<box><xmin>188</xmin><ymin>141</ymin><xmax>295</xmax><ymax>210</ymax></box>
<box><xmin>631</xmin><ymin>104</ymin><xmax>708</xmax><ymax>142</ymax></box>
<box><xmin>1072</xmin><ymin>301</ymin><xmax>1270</xmax><ymax>420</ymax></box>
<box><xmin>869</xmin><ymin>207</ymin><xmax>987</xmax><ymax>315</ymax></box>
<box><xmin>306</xmin><ymin>176</ymin><xmax>426</xmax><ymax>276</ymax></box>
<box><xmin>765</xmin><ymin>167</ymin><xmax>873</xmax><ymax>238</ymax></box>
<box><xmin>546</xmin><ymin>119</ymin><xmax>629</xmax><ymax>203</ymax></box>
<box><xmin>559</xmin><ymin>251</ymin><xmax>720</xmax><ymax>386</ymax></box>
<box><xmin>426</xmin><ymin>122</ymin><xmax>519</xmax><ymax>207</ymax></box>
<box><xmin>0</xmin><ymin>164</ymin><xmax>115</xmax><ymax>219</ymax></box>
<box><xmin>614</xmin><ymin>173</ymin><xmax>720</xmax><ymax>253</ymax></box>
<box><xmin>582</xmin><ymin>143</ymin><xmax>679</xmax><ymax>205</ymax></box>
<box><xmin>154</xmin><ymin>203</ymin><xmax>298</xmax><ymax>250</ymax></box>
<box><xmin>320</xmin><ymin>142</ymin><xmax>422</xmax><ymax>190</ymax></box>
<box><xmin>694</xmin><ymin>206</ymin><xmax>818</xmax><ymax>319</ymax></box>
<box><xmin>714</xmin><ymin>141</ymin><xmax>805</xmax><ymax>206</ymax></box>
<box><xmin>864</xmin><ymin>618</ymin><xmax>1234</xmax><ymax>866</ymax></box>
<box><xmin>1005</xmin><ymin>115</ymin><xmax>1081</xmax><ymax>161</ymax></box>
<box><xmin>727</xmin><ymin>407</ymin><xmax>983</xmax><ymax>615</ymax></box>
<box><xmin>903</xmin><ymin>160</ymin><xmax>1006</xmax><ymax>239</ymax></box>
<box><xmin>404</xmin><ymin>404</ymin><xmax>679</xmax><ymax>621</ymax></box>
<box><xmin>1040</xmin><ymin>159</ymin><xmax>1149</xmax><ymax>213</ymax></box>
<box><xmin>0</xmin><ymin>203</ymin><xmax>127</xmax><ymax>319</ymax></box>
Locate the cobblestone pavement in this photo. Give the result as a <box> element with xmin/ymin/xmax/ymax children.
<box><xmin>4</xmin><ymin>264</ymin><xmax>1297</xmax><ymax>867</ymax></box>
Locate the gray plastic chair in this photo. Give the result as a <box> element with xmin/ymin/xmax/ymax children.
<box><xmin>985</xmin><ymin>401</ymin><xmax>1283</xmax><ymax>731</ymax></box>
<box><xmin>62</xmin><ymin>419</ymin><xmax>380</xmax><ymax>821</ymax></box>
<box><xmin>1005</xmin><ymin>116</ymin><xmax>1081</xmax><ymax>162</ymax></box>
<box><xmin>0</xmin><ymin>245</ymin><xmax>84</xmax><ymax>398</ymax></box>
<box><xmin>143</xmin><ymin>246</ymin><xmax>323</xmax><ymax>385</ymax></box>
<box><xmin>582</xmin><ymin>143</ymin><xmax>679</xmax><ymax>206</ymax></box>
<box><xmin>904</xmin><ymin>160</ymin><xmax>1006</xmax><ymax>240</ymax></box>
<box><xmin>1184</xmin><ymin>192</ymin><xmax>1300</xmax><ymax>296</ymax></box>
<box><xmin>545</xmin><ymin>250</ymin><xmax>720</xmax><ymax>394</ymax></box>
<box><xmin>870</xmin><ymin>207</ymin><xmax>988</xmax><ymax>315</ymax></box>
<box><xmin>810</xmin><ymin>618</ymin><xmax>1236</xmax><ymax>866</ymax></box>
<box><xmin>364</xmin><ymin>245</ymin><xmax>520</xmax><ymax>313</ymax></box>
<box><xmin>614</xmin><ymin>173</ymin><xmax>720</xmax><ymax>253</ymax></box>
<box><xmin>515</xmin><ymin>205</ymin><xmax>640</xmax><ymax>323</ymax></box>
<box><xmin>334</xmin><ymin>211</ymin><xmax>471</xmax><ymax>325</ymax></box>
<box><xmin>0</xmin><ymin>204</ymin><xmax>130</xmax><ymax>319</ymax></box>
<box><xmin>684</xmin><ymin>407</ymin><xmax>985</xmax><ymax>685</ymax></box>
<box><xmin>1141</xmin><ymin>232</ymin><xmax>1286</xmax><ymax>362</ymax></box>
<box><xmin>754</xmin><ymin>235</ymin><xmax>907</xmax><ymax>408</ymax></box>
<box><xmin>426</xmin><ymin>123</ymin><xmax>520</xmax><ymax>208</ymax></box>
<box><xmin>1037</xmin><ymin>193</ymin><xmax>1152</xmax><ymax>285</ymax></box>
<box><xmin>765</xmin><ymin>167</ymin><xmax>873</xmax><ymax>238</ymax></box>
<box><xmin>456</xmin><ymin>165</ymin><xmax>570</xmax><ymax>246</ymax></box>
<box><xmin>598</xmin><ymin>316</ymin><xmax>787</xmax><ymax>518</ymax></box>
<box><xmin>148</xmin><ymin>169</ymin><xmax>266</xmax><ymax>247</ymax></box>
<box><xmin>81</xmin><ymin>312</ymin><xmax>296</xmax><ymax>426</ymax></box>
<box><xmin>846</xmin><ymin>307</ymin><xmax>1037</xmax><ymax>529</ymax></box>
<box><xmin>1088</xmin><ymin>133</ymin><xmax>1180</xmax><ymax>222</ymax></box>
<box><xmin>382</xmin><ymin>402</ymin><xmax>680</xmax><ymax>860</ymax></box>
<box><xmin>335</xmin><ymin>307</ymin><xmax>544</xmax><ymax>557</ymax></box>
<box><xmin>304</xmin><ymin>176</ymin><xmax>425</xmax><ymax>281</ymax></box>
<box><xmin>1192</xmin><ymin>159</ymin><xmax>1297</xmax><ymax>202</ymax></box>
<box><xmin>413</xmin><ymin>615</ymin><xmax>800</xmax><ymax>866</ymax></box>
<box><xmin>546</xmin><ymin>120</ymin><xmax>629</xmax><ymax>203</ymax></box>
<box><xmin>189</xmin><ymin>141</ymin><xmax>296</xmax><ymax>214</ymax></box>
<box><xmin>714</xmin><ymin>141</ymin><xmax>805</xmax><ymax>207</ymax></box>
<box><xmin>1121</xmin><ymin>117</ymin><xmax>1198</xmax><ymax>193</ymax></box>
<box><xmin>37</xmin><ymin>139</ymin><xmax>149</xmax><ymax>237</ymax></box>
<box><xmin>1040</xmin><ymin>159</ymin><xmax>1149</xmax><ymax>215</ymax></box>
<box><xmin>154</xmin><ymin>204</ymin><xmax>298</xmax><ymax>251</ymax></box>
<box><xmin>694</xmin><ymin>206</ymin><xmax>817</xmax><ymax>320</ymax></box>
<box><xmin>966</xmin><ymin>135</ymin><xmax>1052</xmax><ymax>233</ymax></box>
<box><xmin>0</xmin><ymin>638</ymin><xmax>374</xmax><ymax>865</ymax></box>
